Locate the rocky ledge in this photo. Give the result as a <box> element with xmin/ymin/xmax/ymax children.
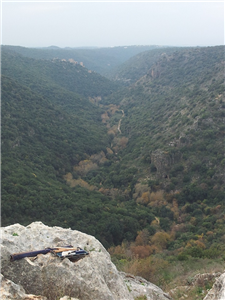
<box><xmin>1</xmin><ymin>222</ymin><xmax>171</xmax><ymax>300</ymax></box>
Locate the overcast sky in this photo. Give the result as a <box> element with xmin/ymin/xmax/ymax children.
<box><xmin>1</xmin><ymin>1</ymin><xmax>224</xmax><ymax>48</ymax></box>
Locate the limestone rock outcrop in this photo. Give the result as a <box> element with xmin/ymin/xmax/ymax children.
<box><xmin>203</xmin><ymin>272</ymin><xmax>225</xmax><ymax>300</ymax></box>
<box><xmin>0</xmin><ymin>273</ymin><xmax>47</xmax><ymax>300</ymax></box>
<box><xmin>1</xmin><ymin>222</ymin><xmax>171</xmax><ymax>300</ymax></box>
<box><xmin>120</xmin><ymin>272</ymin><xmax>172</xmax><ymax>300</ymax></box>
<box><xmin>168</xmin><ymin>272</ymin><xmax>224</xmax><ymax>300</ymax></box>
<box><xmin>151</xmin><ymin>149</ymin><xmax>182</xmax><ymax>178</ymax></box>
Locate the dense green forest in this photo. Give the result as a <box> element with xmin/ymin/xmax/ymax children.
<box><xmin>1</xmin><ymin>45</ymin><xmax>225</xmax><ymax>296</ymax></box>
<box><xmin>1</xmin><ymin>76</ymin><xmax>155</xmax><ymax>245</ymax></box>
<box><xmin>1</xmin><ymin>49</ymin><xmax>120</xmax><ymax>99</ymax></box>
<box><xmin>105</xmin><ymin>46</ymin><xmax>182</xmax><ymax>83</ymax></box>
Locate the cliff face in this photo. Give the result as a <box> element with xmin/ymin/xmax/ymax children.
<box><xmin>151</xmin><ymin>149</ymin><xmax>182</xmax><ymax>178</ymax></box>
<box><xmin>0</xmin><ymin>222</ymin><xmax>171</xmax><ymax>300</ymax></box>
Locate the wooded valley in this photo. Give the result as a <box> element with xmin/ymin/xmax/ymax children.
<box><xmin>2</xmin><ymin>44</ymin><xmax>225</xmax><ymax>296</ymax></box>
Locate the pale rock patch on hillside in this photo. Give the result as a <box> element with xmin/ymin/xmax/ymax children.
<box><xmin>203</xmin><ymin>272</ymin><xmax>225</xmax><ymax>300</ymax></box>
<box><xmin>168</xmin><ymin>272</ymin><xmax>224</xmax><ymax>300</ymax></box>
<box><xmin>0</xmin><ymin>222</ymin><xmax>171</xmax><ymax>300</ymax></box>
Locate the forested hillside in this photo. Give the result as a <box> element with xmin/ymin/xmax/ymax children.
<box><xmin>1</xmin><ymin>49</ymin><xmax>120</xmax><ymax>99</ymax></box>
<box><xmin>105</xmin><ymin>46</ymin><xmax>182</xmax><ymax>84</ymax></box>
<box><xmin>2</xmin><ymin>45</ymin><xmax>162</xmax><ymax>75</ymax></box>
<box><xmin>2</xmin><ymin>45</ymin><xmax>225</xmax><ymax>296</ymax></box>
<box><xmin>77</xmin><ymin>45</ymin><xmax>225</xmax><ymax>247</ymax></box>
<box><xmin>1</xmin><ymin>47</ymin><xmax>156</xmax><ymax>247</ymax></box>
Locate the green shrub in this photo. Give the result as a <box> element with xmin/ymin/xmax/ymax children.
<box><xmin>203</xmin><ymin>247</ymin><xmax>220</xmax><ymax>259</ymax></box>
<box><xmin>186</xmin><ymin>246</ymin><xmax>203</xmax><ymax>258</ymax></box>
<box><xmin>177</xmin><ymin>252</ymin><xmax>189</xmax><ymax>261</ymax></box>
<box><xmin>135</xmin><ymin>296</ymin><xmax>147</xmax><ymax>300</ymax></box>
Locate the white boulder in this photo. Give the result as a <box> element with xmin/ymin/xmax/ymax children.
<box><xmin>1</xmin><ymin>222</ymin><xmax>171</xmax><ymax>300</ymax></box>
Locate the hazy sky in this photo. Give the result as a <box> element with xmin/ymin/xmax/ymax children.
<box><xmin>1</xmin><ymin>1</ymin><xmax>224</xmax><ymax>48</ymax></box>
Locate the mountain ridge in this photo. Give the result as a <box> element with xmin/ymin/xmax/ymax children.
<box><xmin>2</xmin><ymin>44</ymin><xmax>167</xmax><ymax>75</ymax></box>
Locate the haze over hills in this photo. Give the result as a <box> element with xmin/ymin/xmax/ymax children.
<box><xmin>2</xmin><ymin>44</ymin><xmax>165</xmax><ymax>75</ymax></box>
<box><xmin>1</xmin><ymin>44</ymin><xmax>225</xmax><ymax>296</ymax></box>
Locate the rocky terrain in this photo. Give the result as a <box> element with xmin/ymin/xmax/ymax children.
<box><xmin>203</xmin><ymin>273</ymin><xmax>225</xmax><ymax>300</ymax></box>
<box><xmin>1</xmin><ymin>223</ymin><xmax>225</xmax><ymax>300</ymax></box>
<box><xmin>1</xmin><ymin>222</ymin><xmax>172</xmax><ymax>300</ymax></box>
<box><xmin>168</xmin><ymin>272</ymin><xmax>225</xmax><ymax>300</ymax></box>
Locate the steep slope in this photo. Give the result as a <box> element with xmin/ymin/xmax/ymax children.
<box><xmin>105</xmin><ymin>46</ymin><xmax>182</xmax><ymax>84</ymax></box>
<box><xmin>1</xmin><ymin>48</ymin><xmax>120</xmax><ymax>99</ymax></box>
<box><xmin>92</xmin><ymin>46</ymin><xmax>225</xmax><ymax>294</ymax></box>
<box><xmin>1</xmin><ymin>53</ymin><xmax>158</xmax><ymax>248</ymax></box>
<box><xmin>101</xmin><ymin>46</ymin><xmax>225</xmax><ymax>189</ymax></box>
<box><xmin>80</xmin><ymin>46</ymin><xmax>225</xmax><ymax>252</ymax></box>
<box><xmin>1</xmin><ymin>75</ymin><xmax>109</xmax><ymax>227</ymax></box>
<box><xmin>119</xmin><ymin>45</ymin><xmax>225</xmax><ymax>187</ymax></box>
<box><xmin>2</xmin><ymin>75</ymin><xmax>109</xmax><ymax>157</ymax></box>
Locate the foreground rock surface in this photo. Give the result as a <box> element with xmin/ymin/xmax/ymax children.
<box><xmin>0</xmin><ymin>274</ymin><xmax>79</xmax><ymax>300</ymax></box>
<box><xmin>0</xmin><ymin>273</ymin><xmax>47</xmax><ymax>300</ymax></box>
<box><xmin>1</xmin><ymin>222</ymin><xmax>171</xmax><ymax>300</ymax></box>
